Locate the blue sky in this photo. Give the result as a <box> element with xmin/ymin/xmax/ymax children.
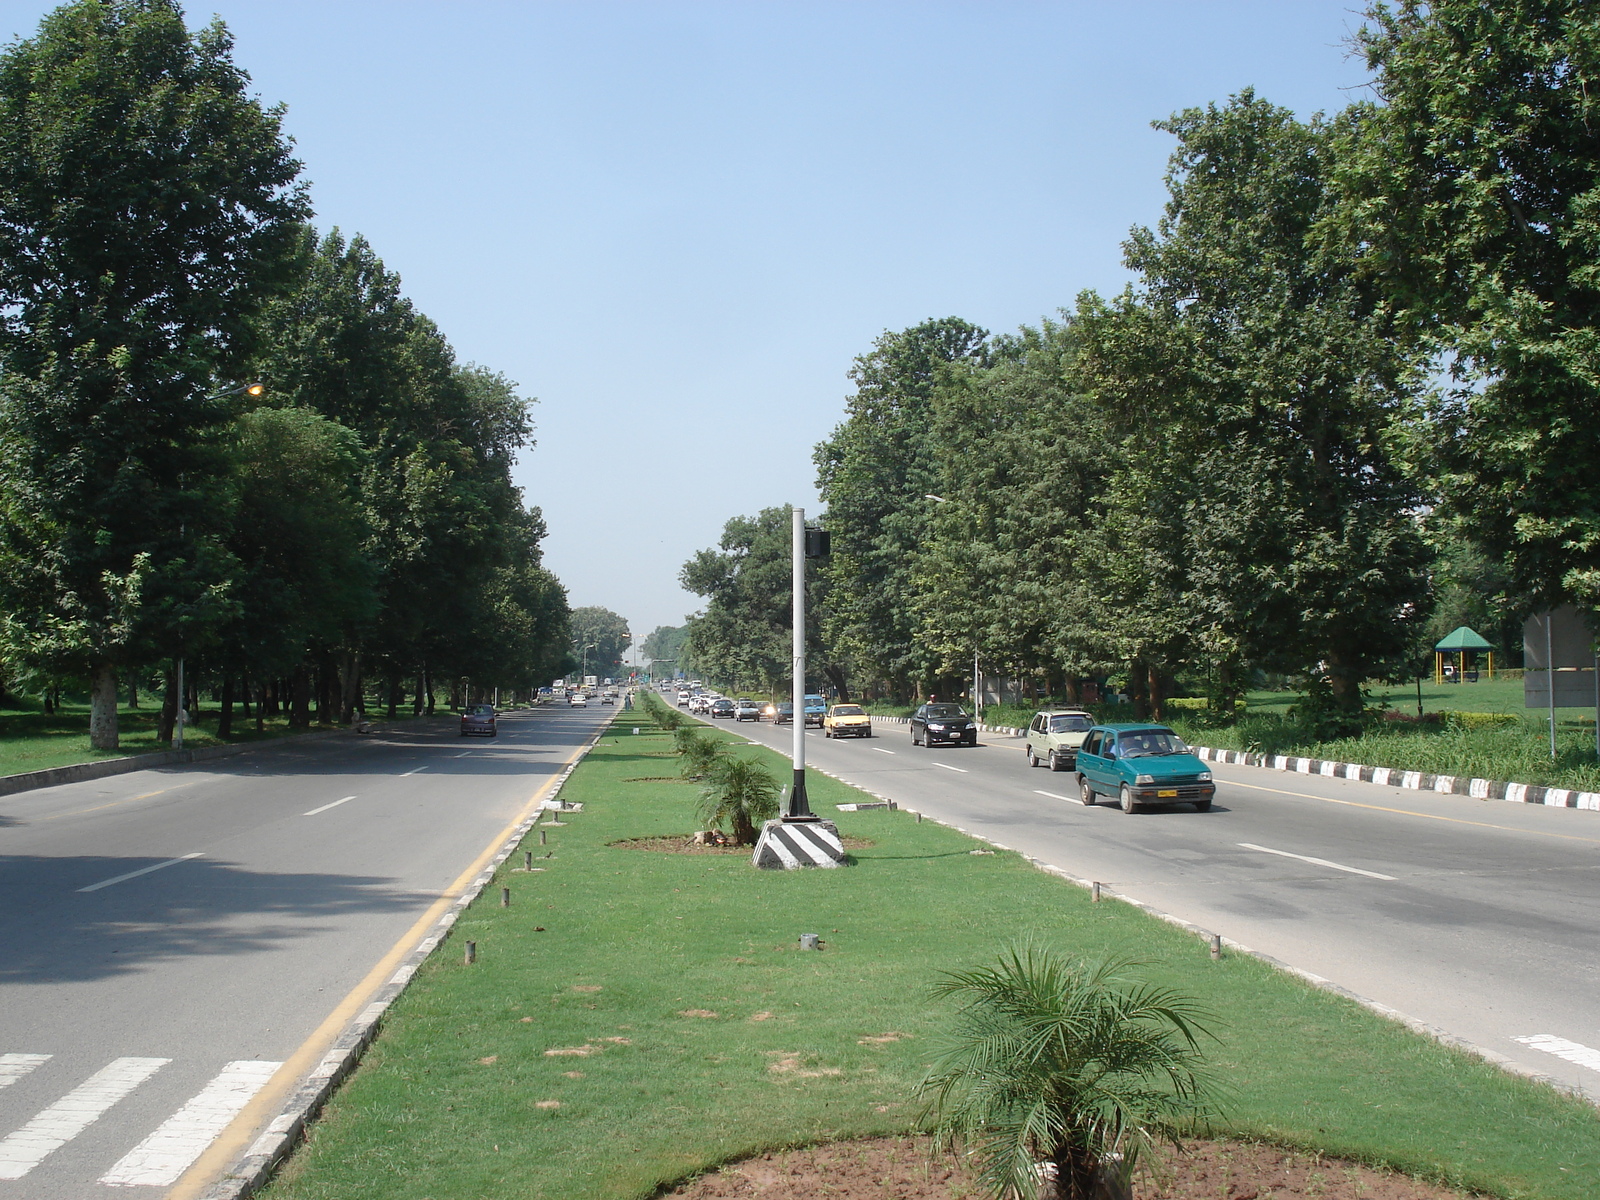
<box><xmin>1</xmin><ymin>0</ymin><xmax>1377</xmax><ymax>641</ymax></box>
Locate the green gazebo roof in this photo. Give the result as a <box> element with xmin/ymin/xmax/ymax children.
<box><xmin>1435</xmin><ymin>625</ymin><xmax>1494</xmax><ymax>652</ymax></box>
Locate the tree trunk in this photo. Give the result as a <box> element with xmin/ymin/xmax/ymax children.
<box><xmin>256</xmin><ymin>677</ymin><xmax>267</xmax><ymax>733</ymax></box>
<box><xmin>217</xmin><ymin>674</ymin><xmax>234</xmax><ymax>739</ymax></box>
<box><xmin>158</xmin><ymin>671</ymin><xmax>177</xmax><ymax>743</ymax></box>
<box><xmin>387</xmin><ymin>672</ymin><xmax>402</xmax><ymax>719</ymax></box>
<box><xmin>424</xmin><ymin>667</ymin><xmax>435</xmax><ymax>715</ymax></box>
<box><xmin>1148</xmin><ymin>665</ymin><xmax>1167</xmax><ymax>722</ymax></box>
<box><xmin>291</xmin><ymin>664</ymin><xmax>311</xmax><ymax>729</ymax></box>
<box><xmin>1129</xmin><ymin>660</ymin><xmax>1150</xmax><ymax>720</ymax></box>
<box><xmin>127</xmin><ymin>674</ymin><xmax>139</xmax><ymax>708</ymax></box>
<box><xmin>413</xmin><ymin>669</ymin><xmax>425</xmax><ymax>716</ymax></box>
<box><xmin>823</xmin><ymin>664</ymin><xmax>850</xmax><ymax>702</ymax></box>
<box><xmin>340</xmin><ymin>651</ymin><xmax>361</xmax><ymax>725</ymax></box>
<box><xmin>88</xmin><ymin>661</ymin><xmax>119</xmax><ymax>751</ymax></box>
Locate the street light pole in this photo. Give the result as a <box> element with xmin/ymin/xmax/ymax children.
<box><xmin>787</xmin><ymin>505</ymin><xmax>813</xmax><ymax>820</ymax></box>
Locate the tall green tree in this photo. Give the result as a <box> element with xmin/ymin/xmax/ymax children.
<box><xmin>569</xmin><ymin>606</ymin><xmax>630</xmax><ymax>678</ymax></box>
<box><xmin>1333</xmin><ymin>0</ymin><xmax>1600</xmax><ymax>615</ymax></box>
<box><xmin>0</xmin><ymin>0</ymin><xmax>307</xmax><ymax>748</ymax></box>
<box><xmin>815</xmin><ymin>317</ymin><xmax>989</xmax><ymax>699</ymax></box>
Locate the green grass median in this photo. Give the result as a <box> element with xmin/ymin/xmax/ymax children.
<box><xmin>263</xmin><ymin>712</ymin><xmax>1600</xmax><ymax>1200</ymax></box>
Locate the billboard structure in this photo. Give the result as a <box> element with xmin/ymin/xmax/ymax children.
<box><xmin>1524</xmin><ymin>605</ymin><xmax>1599</xmax><ymax>756</ymax></box>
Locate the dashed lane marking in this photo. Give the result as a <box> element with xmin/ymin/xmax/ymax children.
<box><xmin>0</xmin><ymin>1055</ymin><xmax>49</xmax><ymax>1091</ymax></box>
<box><xmin>871</xmin><ymin>747</ymin><xmax>896</xmax><ymax>755</ymax></box>
<box><xmin>303</xmin><ymin>795</ymin><xmax>357</xmax><ymax>817</ymax></box>
<box><xmin>1034</xmin><ymin>790</ymin><xmax>1074</xmax><ymax>802</ymax></box>
<box><xmin>1238</xmin><ymin>842</ymin><xmax>1396</xmax><ymax>880</ymax></box>
<box><xmin>77</xmin><ymin>853</ymin><xmax>203</xmax><ymax>893</ymax></box>
<box><xmin>1514</xmin><ymin>1034</ymin><xmax>1600</xmax><ymax>1074</ymax></box>
<box><xmin>0</xmin><ymin>1056</ymin><xmax>169</xmax><ymax>1180</ymax></box>
<box><xmin>932</xmin><ymin>762</ymin><xmax>968</xmax><ymax>773</ymax></box>
<box><xmin>400</xmin><ymin>765</ymin><xmax>428</xmax><ymax>776</ymax></box>
<box><xmin>98</xmin><ymin>1060</ymin><xmax>282</xmax><ymax>1188</ymax></box>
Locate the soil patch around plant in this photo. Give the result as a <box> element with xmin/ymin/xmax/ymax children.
<box><xmin>660</xmin><ymin>1136</ymin><xmax>1472</xmax><ymax>1200</ymax></box>
<box><xmin>612</xmin><ymin>834</ymin><xmax>876</xmax><ymax>855</ymax></box>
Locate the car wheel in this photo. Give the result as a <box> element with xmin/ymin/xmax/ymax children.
<box><xmin>1078</xmin><ymin>775</ymin><xmax>1095</xmax><ymax>805</ymax></box>
<box><xmin>1026</xmin><ymin>746</ymin><xmax>1039</xmax><ymax>768</ymax></box>
<box><xmin>1049</xmin><ymin>751</ymin><xmax>1066</xmax><ymax>771</ymax></box>
<box><xmin>865</xmin><ymin>729</ymin><xmax>872</xmax><ymax>738</ymax></box>
<box><xmin>1119</xmin><ymin>784</ymin><xmax>1137</xmax><ymax>814</ymax></box>
<box><xmin>1193</xmin><ymin>799</ymin><xmax>1212</xmax><ymax>812</ymax></box>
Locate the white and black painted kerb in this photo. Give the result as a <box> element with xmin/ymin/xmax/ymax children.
<box><xmin>200</xmin><ymin>720</ymin><xmax>611</xmax><ymax>1200</ymax></box>
<box><xmin>1192</xmin><ymin>745</ymin><xmax>1600</xmax><ymax>812</ymax></box>
<box><xmin>752</xmin><ymin>818</ymin><xmax>844</xmax><ymax>869</ymax></box>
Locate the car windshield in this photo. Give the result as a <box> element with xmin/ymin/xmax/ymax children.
<box><xmin>924</xmin><ymin>705</ymin><xmax>966</xmax><ymax>719</ymax></box>
<box><xmin>1048</xmin><ymin>714</ymin><xmax>1091</xmax><ymax>733</ymax></box>
<box><xmin>469</xmin><ymin>705</ymin><xmax>493</xmax><ymax>715</ymax></box>
<box><xmin>777</xmin><ymin>704</ymin><xmax>793</xmax><ymax>712</ymax></box>
<box><xmin>1117</xmin><ymin>730</ymin><xmax>1188</xmax><ymax>757</ymax></box>
<box><xmin>833</xmin><ymin>705</ymin><xmax>864</xmax><ymax>716</ymax></box>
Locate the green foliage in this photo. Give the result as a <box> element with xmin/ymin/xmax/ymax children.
<box><xmin>697</xmin><ymin>752</ymin><xmax>779</xmax><ymax>845</ymax></box>
<box><xmin>920</xmin><ymin>946</ymin><xmax>1220</xmax><ymax>1200</ymax></box>
<box><xmin>1442</xmin><ymin>711</ymin><xmax>1521</xmax><ymax>733</ymax></box>
<box><xmin>569</xmin><ymin>606</ymin><xmax>630</xmax><ymax>678</ymax></box>
<box><xmin>674</xmin><ymin>727</ymin><xmax>725</xmax><ymax>780</ymax></box>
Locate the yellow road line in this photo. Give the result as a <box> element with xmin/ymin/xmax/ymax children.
<box><xmin>165</xmin><ymin>737</ymin><xmax>589</xmax><ymax>1200</ymax></box>
<box><xmin>1222</xmin><ymin>777</ymin><xmax>1600</xmax><ymax>846</ymax></box>
<box><xmin>35</xmin><ymin>783</ymin><xmax>202</xmax><ymax>822</ymax></box>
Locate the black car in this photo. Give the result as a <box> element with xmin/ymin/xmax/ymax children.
<box><xmin>911</xmin><ymin>702</ymin><xmax>976</xmax><ymax>747</ymax></box>
<box><xmin>769</xmin><ymin>702</ymin><xmax>794</xmax><ymax>724</ymax></box>
<box><xmin>709</xmin><ymin>698</ymin><xmax>735</xmax><ymax>718</ymax></box>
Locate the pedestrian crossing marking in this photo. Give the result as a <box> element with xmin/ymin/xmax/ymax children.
<box><xmin>0</xmin><ymin>1056</ymin><xmax>169</xmax><ymax>1180</ymax></box>
<box><xmin>0</xmin><ymin>1054</ymin><xmax>50</xmax><ymax>1092</ymax></box>
<box><xmin>99</xmin><ymin>1059</ymin><xmax>282</xmax><ymax>1187</ymax></box>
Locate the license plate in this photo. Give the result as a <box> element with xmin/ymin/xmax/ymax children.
<box><xmin>1157</xmin><ymin>789</ymin><xmax>1178</xmax><ymax>798</ymax></box>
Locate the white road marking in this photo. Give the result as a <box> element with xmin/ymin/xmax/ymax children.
<box><xmin>1238</xmin><ymin>843</ymin><xmax>1396</xmax><ymax>880</ymax></box>
<box><xmin>1034</xmin><ymin>790</ymin><xmax>1073</xmax><ymax>802</ymax></box>
<box><xmin>0</xmin><ymin>1056</ymin><xmax>169</xmax><ymax>1179</ymax></box>
<box><xmin>303</xmin><ymin>795</ymin><xmax>357</xmax><ymax>817</ymax></box>
<box><xmin>78</xmin><ymin>854</ymin><xmax>203</xmax><ymax>893</ymax></box>
<box><xmin>401</xmin><ymin>765</ymin><xmax>428</xmax><ymax>776</ymax></box>
<box><xmin>932</xmin><ymin>762</ymin><xmax>968</xmax><ymax>773</ymax></box>
<box><xmin>0</xmin><ymin>1055</ymin><xmax>49</xmax><ymax>1091</ymax></box>
<box><xmin>871</xmin><ymin>747</ymin><xmax>896</xmax><ymax>755</ymax></box>
<box><xmin>454</xmin><ymin>750</ymin><xmax>471</xmax><ymax>757</ymax></box>
<box><xmin>98</xmin><ymin>1059</ymin><xmax>282</xmax><ymax>1187</ymax></box>
<box><xmin>1514</xmin><ymin>1034</ymin><xmax>1600</xmax><ymax>1074</ymax></box>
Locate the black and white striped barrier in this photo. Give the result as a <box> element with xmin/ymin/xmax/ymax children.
<box><xmin>1194</xmin><ymin>745</ymin><xmax>1600</xmax><ymax>812</ymax></box>
<box><xmin>752</xmin><ymin>819</ymin><xmax>845</xmax><ymax>869</ymax></box>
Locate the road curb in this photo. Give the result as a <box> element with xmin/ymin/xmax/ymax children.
<box><xmin>1192</xmin><ymin>744</ymin><xmax>1600</xmax><ymax>813</ymax></box>
<box><xmin>199</xmin><ymin>717</ymin><xmax>611</xmax><ymax>1200</ymax></box>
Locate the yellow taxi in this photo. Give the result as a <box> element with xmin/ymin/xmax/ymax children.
<box><xmin>822</xmin><ymin>703</ymin><xmax>873</xmax><ymax>738</ymax></box>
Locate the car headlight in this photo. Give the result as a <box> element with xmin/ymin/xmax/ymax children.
<box><xmin>1198</xmin><ymin>771</ymin><xmax>1212</xmax><ymax>783</ymax></box>
<box><xmin>1135</xmin><ymin>774</ymin><xmax>1154</xmax><ymax>785</ymax></box>
<box><xmin>927</xmin><ymin>723</ymin><xmax>944</xmax><ymax>730</ymax></box>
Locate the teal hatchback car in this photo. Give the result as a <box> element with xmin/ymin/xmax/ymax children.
<box><xmin>1075</xmin><ymin>723</ymin><xmax>1215</xmax><ymax>813</ymax></box>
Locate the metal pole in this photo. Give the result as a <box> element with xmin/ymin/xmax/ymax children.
<box><xmin>787</xmin><ymin>505</ymin><xmax>812</xmax><ymax>820</ymax></box>
<box><xmin>174</xmin><ymin>655</ymin><xmax>186</xmax><ymax>752</ymax></box>
<box><xmin>973</xmin><ymin>648</ymin><xmax>981</xmax><ymax>722</ymax></box>
<box><xmin>1547</xmin><ymin>612</ymin><xmax>1557</xmax><ymax>760</ymax></box>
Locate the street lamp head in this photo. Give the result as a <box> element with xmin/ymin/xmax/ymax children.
<box><xmin>924</xmin><ymin>494</ymin><xmax>948</xmax><ymax>503</ymax></box>
<box><xmin>245</xmin><ymin>383</ymin><xmax>264</xmax><ymax>396</ymax></box>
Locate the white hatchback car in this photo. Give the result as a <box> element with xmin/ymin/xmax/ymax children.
<box><xmin>569</xmin><ymin>693</ymin><xmax>588</xmax><ymax>707</ymax></box>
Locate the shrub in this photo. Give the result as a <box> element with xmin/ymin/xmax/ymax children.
<box><xmin>698</xmin><ymin>755</ymin><xmax>779</xmax><ymax>845</ymax></box>
<box><xmin>920</xmin><ymin>945</ymin><xmax>1220</xmax><ymax>1200</ymax></box>
<box><xmin>675</xmin><ymin>728</ymin><xmax>726</xmax><ymax>779</ymax></box>
<box><xmin>1442</xmin><ymin>711</ymin><xmax>1521</xmax><ymax>732</ymax></box>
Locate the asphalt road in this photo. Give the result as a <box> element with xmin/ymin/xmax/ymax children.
<box><xmin>720</xmin><ymin>708</ymin><xmax>1600</xmax><ymax>1098</ymax></box>
<box><xmin>0</xmin><ymin>702</ymin><xmax>608</xmax><ymax>1199</ymax></box>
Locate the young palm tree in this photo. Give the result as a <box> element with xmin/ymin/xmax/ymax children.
<box><xmin>676</xmin><ymin>728</ymin><xmax>725</xmax><ymax>779</ymax></box>
<box><xmin>698</xmin><ymin>754</ymin><xmax>779</xmax><ymax>845</ymax></box>
<box><xmin>919</xmin><ymin>945</ymin><xmax>1221</xmax><ymax>1200</ymax></box>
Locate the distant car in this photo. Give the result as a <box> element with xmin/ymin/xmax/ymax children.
<box><xmin>1075</xmin><ymin>724</ymin><xmax>1214</xmax><ymax>812</ymax></box>
<box><xmin>1023</xmin><ymin>709</ymin><xmax>1094</xmax><ymax>771</ymax></box>
<box><xmin>802</xmin><ymin>694</ymin><xmax>827</xmax><ymax>726</ymax></box>
<box><xmin>911</xmin><ymin>702</ymin><xmax>976</xmax><ymax>747</ymax></box>
<box><xmin>709</xmin><ymin>699</ymin><xmax>735</xmax><ymax>718</ymax></box>
<box><xmin>735</xmin><ymin>699</ymin><xmax>762</xmax><ymax>722</ymax></box>
<box><xmin>601</xmin><ymin>692</ymin><xmax>615</xmax><ymax>704</ymax></box>
<box><xmin>770</xmin><ymin>702</ymin><xmax>794</xmax><ymax>724</ymax></box>
<box><xmin>460</xmin><ymin>704</ymin><xmax>497</xmax><ymax>737</ymax></box>
<box><xmin>822</xmin><ymin>703</ymin><xmax>872</xmax><ymax>738</ymax></box>
<box><xmin>676</xmin><ymin>691</ymin><xmax>690</xmax><ymax>707</ymax></box>
<box><xmin>569</xmin><ymin>693</ymin><xmax>588</xmax><ymax>707</ymax></box>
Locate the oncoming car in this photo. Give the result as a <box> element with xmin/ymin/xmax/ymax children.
<box><xmin>1074</xmin><ymin>724</ymin><xmax>1215</xmax><ymax>813</ymax></box>
<box><xmin>1023</xmin><ymin>709</ymin><xmax>1094</xmax><ymax>772</ymax></box>
<box><xmin>460</xmin><ymin>704</ymin><xmax>497</xmax><ymax>737</ymax></box>
<box><xmin>822</xmin><ymin>704</ymin><xmax>872</xmax><ymax>738</ymax></box>
<box><xmin>734</xmin><ymin>699</ymin><xmax>762</xmax><ymax>722</ymax></box>
<box><xmin>709</xmin><ymin>698</ymin><xmax>736</xmax><ymax>718</ymax></box>
<box><xmin>803</xmin><ymin>695</ymin><xmax>827</xmax><ymax>726</ymax></box>
<box><xmin>910</xmin><ymin>702</ymin><xmax>976</xmax><ymax>747</ymax></box>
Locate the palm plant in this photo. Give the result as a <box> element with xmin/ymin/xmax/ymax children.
<box><xmin>919</xmin><ymin>945</ymin><xmax>1221</xmax><ymax>1200</ymax></box>
<box><xmin>697</xmin><ymin>754</ymin><xmax>779</xmax><ymax>845</ymax></box>
<box><xmin>675</xmin><ymin>727</ymin><xmax>726</xmax><ymax>779</ymax></box>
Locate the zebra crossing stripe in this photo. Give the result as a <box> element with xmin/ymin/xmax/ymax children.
<box><xmin>1514</xmin><ymin>1034</ymin><xmax>1600</xmax><ymax>1074</ymax></box>
<box><xmin>0</xmin><ymin>1054</ymin><xmax>50</xmax><ymax>1092</ymax></box>
<box><xmin>99</xmin><ymin>1059</ymin><xmax>282</xmax><ymax>1187</ymax></box>
<box><xmin>0</xmin><ymin>1056</ymin><xmax>169</xmax><ymax>1180</ymax></box>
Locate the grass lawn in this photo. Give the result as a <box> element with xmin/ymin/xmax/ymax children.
<box><xmin>0</xmin><ymin>699</ymin><xmax>431</xmax><ymax>779</ymax></box>
<box><xmin>262</xmin><ymin>711</ymin><xmax>1600</xmax><ymax>1200</ymax></box>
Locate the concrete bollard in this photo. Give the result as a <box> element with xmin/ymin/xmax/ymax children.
<box><xmin>539</xmin><ymin>828</ymin><xmax>547</xmax><ymax>846</ymax></box>
<box><xmin>1091</xmin><ymin>882</ymin><xmax>1101</xmax><ymax>902</ymax></box>
<box><xmin>799</xmin><ymin>933</ymin><xmax>820</xmax><ymax>950</ymax></box>
<box><xmin>524</xmin><ymin>851</ymin><xmax>533</xmax><ymax>870</ymax></box>
<box><xmin>465</xmin><ymin>940</ymin><xmax>477</xmax><ymax>965</ymax></box>
<box><xmin>1210</xmin><ymin>934</ymin><xmax>1222</xmax><ymax>960</ymax></box>
<box><xmin>501</xmin><ymin>886</ymin><xmax>511</xmax><ymax>908</ymax></box>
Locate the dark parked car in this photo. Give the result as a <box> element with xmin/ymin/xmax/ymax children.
<box><xmin>1075</xmin><ymin>724</ymin><xmax>1214</xmax><ymax>812</ymax></box>
<box><xmin>460</xmin><ymin>704</ymin><xmax>497</xmax><ymax>737</ymax></box>
<box><xmin>709</xmin><ymin>698</ymin><xmax>736</xmax><ymax>718</ymax></box>
<box><xmin>911</xmin><ymin>702</ymin><xmax>976</xmax><ymax>747</ymax></box>
<box><xmin>767</xmin><ymin>702</ymin><xmax>794</xmax><ymax>725</ymax></box>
